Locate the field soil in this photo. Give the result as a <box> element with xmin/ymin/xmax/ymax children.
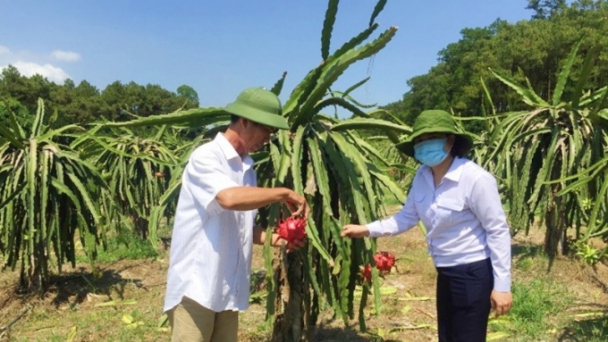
<box><xmin>0</xmin><ymin>226</ymin><xmax>607</xmax><ymax>341</ymax></box>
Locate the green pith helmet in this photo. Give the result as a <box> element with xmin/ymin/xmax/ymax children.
<box><xmin>224</xmin><ymin>87</ymin><xmax>289</xmax><ymax>130</ymax></box>
<box><xmin>395</xmin><ymin>110</ymin><xmax>474</xmax><ymax>157</ymax></box>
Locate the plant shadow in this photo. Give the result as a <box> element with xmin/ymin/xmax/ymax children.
<box><xmin>511</xmin><ymin>243</ymin><xmax>544</xmax><ymax>258</ymax></box>
<box><xmin>313</xmin><ymin>326</ymin><xmax>404</xmax><ymax>342</ymax></box>
<box><xmin>48</xmin><ymin>263</ymin><xmax>145</xmax><ymax>308</ymax></box>
<box><xmin>314</xmin><ymin>325</ymin><xmax>371</xmax><ymax>341</ymax></box>
<box><xmin>557</xmin><ymin>314</ymin><xmax>608</xmax><ymax>341</ymax></box>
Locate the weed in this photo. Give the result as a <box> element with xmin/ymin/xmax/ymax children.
<box><xmin>573</xmin><ymin>241</ymin><xmax>603</xmax><ymax>266</ymax></box>
<box><xmin>77</xmin><ymin>231</ymin><xmax>158</xmax><ymax>264</ymax></box>
<box><xmin>515</xmin><ymin>256</ymin><xmax>533</xmax><ymax>271</ymax></box>
<box><xmin>507</xmin><ymin>279</ymin><xmax>572</xmax><ymax>340</ymax></box>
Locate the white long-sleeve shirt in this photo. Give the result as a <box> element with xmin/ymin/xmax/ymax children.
<box><xmin>164</xmin><ymin>133</ymin><xmax>257</xmax><ymax>313</ymax></box>
<box><xmin>367</xmin><ymin>157</ymin><xmax>512</xmax><ymax>292</ymax></box>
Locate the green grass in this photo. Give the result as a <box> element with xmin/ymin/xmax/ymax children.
<box><xmin>487</xmin><ymin>277</ymin><xmax>575</xmax><ymax>341</ymax></box>
<box><xmin>99</xmin><ymin>233</ymin><xmax>158</xmax><ymax>262</ymax></box>
<box><xmin>510</xmin><ymin>279</ymin><xmax>571</xmax><ymax>338</ymax></box>
<box><xmin>513</xmin><ymin>245</ymin><xmax>546</xmax><ymax>272</ymax></box>
<box><xmin>76</xmin><ymin>232</ymin><xmax>158</xmax><ymax>264</ymax></box>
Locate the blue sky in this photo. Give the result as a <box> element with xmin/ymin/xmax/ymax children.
<box><xmin>0</xmin><ymin>1</ymin><xmax>534</xmax><ymax>108</ymax></box>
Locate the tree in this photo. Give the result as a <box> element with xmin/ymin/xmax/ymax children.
<box><xmin>527</xmin><ymin>0</ymin><xmax>568</xmax><ymax>19</ymax></box>
<box><xmin>101</xmin><ymin>81</ymin><xmax>196</xmax><ymax>122</ymax></box>
<box><xmin>0</xmin><ymin>66</ymin><xmax>56</xmax><ymax>114</ymax></box>
<box><xmin>0</xmin><ymin>66</ymin><xmax>28</xmax><ymax>103</ymax></box>
<box><xmin>55</xmin><ymin>80</ymin><xmax>105</xmax><ymax>126</ymax></box>
<box><xmin>177</xmin><ymin>84</ymin><xmax>199</xmax><ymax>107</ymax></box>
<box><xmin>385</xmin><ymin>1</ymin><xmax>608</xmax><ymax>135</ymax></box>
<box><xmin>101</xmin><ymin>81</ymin><xmax>127</xmax><ymax>121</ymax></box>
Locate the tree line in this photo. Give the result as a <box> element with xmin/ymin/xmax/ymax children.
<box><xmin>384</xmin><ymin>0</ymin><xmax>608</xmax><ymax>130</ymax></box>
<box><xmin>0</xmin><ymin>65</ymin><xmax>199</xmax><ymax>128</ymax></box>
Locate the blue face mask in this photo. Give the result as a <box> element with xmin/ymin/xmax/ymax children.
<box><xmin>414</xmin><ymin>138</ymin><xmax>448</xmax><ymax>167</ymax></box>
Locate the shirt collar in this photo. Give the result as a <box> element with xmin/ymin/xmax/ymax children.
<box><xmin>420</xmin><ymin>156</ymin><xmax>466</xmax><ymax>186</ymax></box>
<box><xmin>215</xmin><ymin>133</ymin><xmax>254</xmax><ymax>169</ymax></box>
<box><xmin>443</xmin><ymin>156</ymin><xmax>466</xmax><ymax>183</ymax></box>
<box><xmin>215</xmin><ymin>133</ymin><xmax>239</xmax><ymax>161</ymax></box>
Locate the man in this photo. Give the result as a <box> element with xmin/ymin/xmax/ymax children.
<box><xmin>164</xmin><ymin>87</ymin><xmax>309</xmax><ymax>342</ymax></box>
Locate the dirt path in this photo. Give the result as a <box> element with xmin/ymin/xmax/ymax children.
<box><xmin>0</xmin><ymin>228</ymin><xmax>606</xmax><ymax>341</ymax></box>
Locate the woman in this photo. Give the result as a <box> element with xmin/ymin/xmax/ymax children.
<box><xmin>341</xmin><ymin>110</ymin><xmax>512</xmax><ymax>342</ymax></box>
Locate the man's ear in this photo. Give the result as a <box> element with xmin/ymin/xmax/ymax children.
<box><xmin>239</xmin><ymin>118</ymin><xmax>252</xmax><ymax>129</ymax></box>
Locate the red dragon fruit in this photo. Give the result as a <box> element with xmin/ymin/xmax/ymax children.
<box><xmin>362</xmin><ymin>251</ymin><xmax>396</xmax><ymax>282</ymax></box>
<box><xmin>276</xmin><ymin>216</ymin><xmax>307</xmax><ymax>244</ymax></box>
<box><xmin>361</xmin><ymin>264</ymin><xmax>372</xmax><ymax>282</ymax></box>
<box><xmin>373</xmin><ymin>251</ymin><xmax>396</xmax><ymax>273</ymax></box>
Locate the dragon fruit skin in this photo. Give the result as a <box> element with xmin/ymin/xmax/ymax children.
<box><xmin>276</xmin><ymin>216</ymin><xmax>307</xmax><ymax>244</ymax></box>
<box><xmin>361</xmin><ymin>251</ymin><xmax>396</xmax><ymax>283</ymax></box>
<box><xmin>373</xmin><ymin>251</ymin><xmax>396</xmax><ymax>272</ymax></box>
<box><xmin>361</xmin><ymin>264</ymin><xmax>372</xmax><ymax>282</ymax></box>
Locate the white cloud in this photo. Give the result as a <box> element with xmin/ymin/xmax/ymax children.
<box><xmin>51</xmin><ymin>50</ymin><xmax>81</xmax><ymax>62</ymax></box>
<box><xmin>8</xmin><ymin>61</ymin><xmax>70</xmax><ymax>83</ymax></box>
<box><xmin>0</xmin><ymin>46</ymin><xmax>73</xmax><ymax>83</ymax></box>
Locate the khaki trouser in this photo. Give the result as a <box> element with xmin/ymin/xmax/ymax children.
<box><xmin>167</xmin><ymin>296</ymin><xmax>238</xmax><ymax>342</ymax></box>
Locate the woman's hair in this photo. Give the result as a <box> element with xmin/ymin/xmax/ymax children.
<box><xmin>450</xmin><ymin>135</ymin><xmax>472</xmax><ymax>158</ymax></box>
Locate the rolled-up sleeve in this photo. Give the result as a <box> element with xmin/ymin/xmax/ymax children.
<box><xmin>183</xmin><ymin>149</ymin><xmax>238</xmax><ymax>215</ymax></box>
<box><xmin>367</xmin><ymin>193</ymin><xmax>420</xmax><ymax>238</ymax></box>
<box><xmin>469</xmin><ymin>173</ymin><xmax>512</xmax><ymax>292</ymax></box>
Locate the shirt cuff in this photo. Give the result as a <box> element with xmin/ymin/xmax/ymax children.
<box><xmin>493</xmin><ymin>276</ymin><xmax>511</xmax><ymax>292</ymax></box>
<box><xmin>366</xmin><ymin>221</ymin><xmax>385</xmax><ymax>238</ymax></box>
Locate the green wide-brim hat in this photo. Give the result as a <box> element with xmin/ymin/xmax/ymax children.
<box><xmin>224</xmin><ymin>87</ymin><xmax>289</xmax><ymax>130</ymax></box>
<box><xmin>395</xmin><ymin>110</ymin><xmax>474</xmax><ymax>157</ymax></box>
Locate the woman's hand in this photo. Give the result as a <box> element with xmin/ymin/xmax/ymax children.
<box><xmin>340</xmin><ymin>224</ymin><xmax>370</xmax><ymax>238</ymax></box>
<box><xmin>491</xmin><ymin>290</ymin><xmax>513</xmax><ymax>317</ymax></box>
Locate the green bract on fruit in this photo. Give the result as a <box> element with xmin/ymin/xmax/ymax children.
<box><xmin>276</xmin><ymin>216</ymin><xmax>307</xmax><ymax>244</ymax></box>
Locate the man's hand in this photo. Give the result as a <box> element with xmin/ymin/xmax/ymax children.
<box><xmin>283</xmin><ymin>190</ymin><xmax>310</xmax><ymax>220</ymax></box>
<box><xmin>340</xmin><ymin>224</ymin><xmax>370</xmax><ymax>238</ymax></box>
<box><xmin>271</xmin><ymin>233</ymin><xmax>306</xmax><ymax>253</ymax></box>
<box><xmin>491</xmin><ymin>290</ymin><xmax>513</xmax><ymax>317</ymax></box>
<box><xmin>285</xmin><ymin>238</ymin><xmax>306</xmax><ymax>253</ymax></box>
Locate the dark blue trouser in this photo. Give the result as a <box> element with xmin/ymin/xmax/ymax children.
<box><xmin>436</xmin><ymin>258</ymin><xmax>493</xmax><ymax>342</ymax></box>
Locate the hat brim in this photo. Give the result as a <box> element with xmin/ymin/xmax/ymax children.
<box><xmin>395</xmin><ymin>128</ymin><xmax>474</xmax><ymax>157</ymax></box>
<box><xmin>225</xmin><ymin>102</ymin><xmax>290</xmax><ymax>130</ymax></box>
